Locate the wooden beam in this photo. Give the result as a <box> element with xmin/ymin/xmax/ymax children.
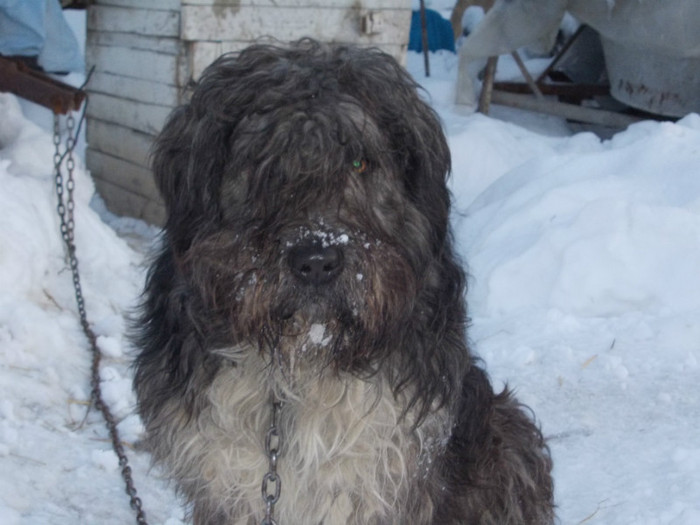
<box><xmin>493</xmin><ymin>81</ymin><xmax>609</xmax><ymax>98</ymax></box>
<box><xmin>478</xmin><ymin>56</ymin><xmax>498</xmax><ymax>114</ymax></box>
<box><xmin>490</xmin><ymin>90</ymin><xmax>645</xmax><ymax>128</ymax></box>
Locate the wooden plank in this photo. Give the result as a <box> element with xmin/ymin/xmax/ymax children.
<box><xmin>92</xmin><ymin>174</ymin><xmax>166</xmax><ymax>226</ymax></box>
<box><xmin>88</xmin><ymin>5</ymin><xmax>180</xmax><ymax>37</ymax></box>
<box><xmin>183</xmin><ymin>0</ymin><xmax>409</xmax><ymax>7</ymax></box>
<box><xmin>490</xmin><ymin>91</ymin><xmax>645</xmax><ymax>128</ymax></box>
<box><xmin>370</xmin><ymin>43</ymin><xmax>409</xmax><ymax>65</ymax></box>
<box><xmin>86</xmin><ymin>92</ymin><xmax>172</xmax><ymax>135</ymax></box>
<box><xmin>87</xmin><ymin>30</ymin><xmax>182</xmax><ymax>55</ymax></box>
<box><xmin>492</xmin><ymin>81</ymin><xmax>610</xmax><ymax>98</ymax></box>
<box><xmin>181</xmin><ymin>6</ymin><xmax>411</xmax><ymax>45</ymax></box>
<box><xmin>87</xmin><ymin>148</ymin><xmax>162</xmax><ymax>202</ymax></box>
<box><xmin>86</xmin><ymin>44</ymin><xmax>183</xmax><ymax>86</ymax></box>
<box><xmin>94</xmin><ymin>0</ymin><xmax>180</xmax><ymax>10</ymax></box>
<box><xmin>187</xmin><ymin>41</ymin><xmax>245</xmax><ymax>80</ymax></box>
<box><xmin>86</xmin><ymin>119</ymin><xmax>155</xmax><ymax>170</ymax></box>
<box><xmin>88</xmin><ymin>71</ymin><xmax>182</xmax><ymax>107</ymax></box>
<box><xmin>188</xmin><ymin>40</ymin><xmax>408</xmax><ymax>79</ymax></box>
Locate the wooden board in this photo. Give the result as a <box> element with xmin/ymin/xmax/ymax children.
<box><xmin>86</xmin><ymin>92</ymin><xmax>172</xmax><ymax>135</ymax></box>
<box><xmin>182</xmin><ymin>0</ymin><xmax>409</xmax><ymax>7</ymax></box>
<box><xmin>86</xmin><ymin>119</ymin><xmax>155</xmax><ymax>170</ymax></box>
<box><xmin>87</xmin><ymin>148</ymin><xmax>161</xmax><ymax>202</ymax></box>
<box><xmin>181</xmin><ymin>5</ymin><xmax>411</xmax><ymax>45</ymax></box>
<box><xmin>88</xmin><ymin>71</ymin><xmax>182</xmax><ymax>107</ymax></box>
<box><xmin>86</xmin><ymin>44</ymin><xmax>184</xmax><ymax>86</ymax></box>
<box><xmin>92</xmin><ymin>175</ymin><xmax>166</xmax><ymax>226</ymax></box>
<box><xmin>94</xmin><ymin>0</ymin><xmax>180</xmax><ymax>9</ymax></box>
<box><xmin>88</xmin><ymin>5</ymin><xmax>180</xmax><ymax>37</ymax></box>
<box><xmin>187</xmin><ymin>41</ymin><xmax>247</xmax><ymax>80</ymax></box>
<box><xmin>188</xmin><ymin>40</ymin><xmax>408</xmax><ymax>78</ymax></box>
<box><xmin>87</xmin><ymin>30</ymin><xmax>182</xmax><ymax>55</ymax></box>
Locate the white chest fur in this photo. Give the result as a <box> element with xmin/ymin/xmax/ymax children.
<box><xmin>183</xmin><ymin>351</ymin><xmax>450</xmax><ymax>524</ymax></box>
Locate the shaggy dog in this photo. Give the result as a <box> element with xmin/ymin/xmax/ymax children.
<box><xmin>134</xmin><ymin>39</ymin><xmax>554</xmax><ymax>524</ymax></box>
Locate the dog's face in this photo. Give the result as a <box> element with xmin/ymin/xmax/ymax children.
<box><xmin>152</xmin><ymin>41</ymin><xmax>456</xmax><ymax>376</ymax></box>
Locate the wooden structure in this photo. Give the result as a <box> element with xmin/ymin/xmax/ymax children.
<box><xmin>85</xmin><ymin>0</ymin><xmax>412</xmax><ymax>225</ymax></box>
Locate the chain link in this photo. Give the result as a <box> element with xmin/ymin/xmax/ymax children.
<box><xmin>261</xmin><ymin>399</ymin><xmax>283</xmax><ymax>525</ymax></box>
<box><xmin>53</xmin><ymin>112</ymin><xmax>148</xmax><ymax>525</ymax></box>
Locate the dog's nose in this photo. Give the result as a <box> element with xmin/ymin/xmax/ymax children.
<box><xmin>288</xmin><ymin>244</ymin><xmax>344</xmax><ymax>285</ymax></box>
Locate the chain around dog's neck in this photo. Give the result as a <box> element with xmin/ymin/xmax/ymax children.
<box><xmin>261</xmin><ymin>396</ymin><xmax>283</xmax><ymax>525</ymax></box>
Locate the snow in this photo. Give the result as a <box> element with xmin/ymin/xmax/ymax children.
<box><xmin>411</xmin><ymin>51</ymin><xmax>700</xmax><ymax>524</ymax></box>
<box><xmin>2</xmin><ymin>24</ymin><xmax>700</xmax><ymax>525</ymax></box>
<box><xmin>307</xmin><ymin>324</ymin><xmax>331</xmax><ymax>347</ymax></box>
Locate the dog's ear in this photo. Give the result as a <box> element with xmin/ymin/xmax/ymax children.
<box><xmin>394</xmin><ymin>87</ymin><xmax>453</xmax><ymax>241</ymax></box>
<box><xmin>151</xmin><ymin>99</ymin><xmax>231</xmax><ymax>251</ymax></box>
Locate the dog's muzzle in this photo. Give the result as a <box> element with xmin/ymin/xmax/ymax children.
<box><xmin>287</xmin><ymin>243</ymin><xmax>344</xmax><ymax>286</ymax></box>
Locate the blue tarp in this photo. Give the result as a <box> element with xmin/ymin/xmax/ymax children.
<box><xmin>0</xmin><ymin>0</ymin><xmax>83</xmax><ymax>73</ymax></box>
<box><xmin>408</xmin><ymin>9</ymin><xmax>455</xmax><ymax>53</ymax></box>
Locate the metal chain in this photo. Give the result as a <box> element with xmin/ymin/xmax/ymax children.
<box><xmin>53</xmin><ymin>113</ymin><xmax>148</xmax><ymax>525</ymax></box>
<box><xmin>261</xmin><ymin>398</ymin><xmax>283</xmax><ymax>525</ymax></box>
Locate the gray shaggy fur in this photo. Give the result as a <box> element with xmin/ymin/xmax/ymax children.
<box><xmin>134</xmin><ymin>39</ymin><xmax>554</xmax><ymax>524</ymax></box>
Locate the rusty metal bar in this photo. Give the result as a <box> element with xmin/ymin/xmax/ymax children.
<box><xmin>0</xmin><ymin>56</ymin><xmax>86</xmax><ymax>114</ymax></box>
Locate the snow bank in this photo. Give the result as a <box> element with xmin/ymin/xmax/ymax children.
<box><xmin>405</xmin><ymin>47</ymin><xmax>700</xmax><ymax>522</ymax></box>
<box><xmin>456</xmin><ymin>114</ymin><xmax>700</xmax><ymax>318</ymax></box>
<box><xmin>0</xmin><ymin>93</ymin><xmax>180</xmax><ymax>524</ymax></box>
<box><xmin>446</xmin><ymin>110</ymin><xmax>700</xmax><ymax>523</ymax></box>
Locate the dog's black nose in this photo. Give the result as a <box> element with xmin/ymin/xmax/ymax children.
<box><xmin>288</xmin><ymin>244</ymin><xmax>344</xmax><ymax>285</ymax></box>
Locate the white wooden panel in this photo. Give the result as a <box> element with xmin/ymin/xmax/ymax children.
<box><xmin>87</xmin><ymin>30</ymin><xmax>182</xmax><ymax>55</ymax></box>
<box><xmin>188</xmin><ymin>41</ymin><xmax>245</xmax><ymax>80</ymax></box>
<box><xmin>88</xmin><ymin>71</ymin><xmax>181</xmax><ymax>107</ymax></box>
<box><xmin>181</xmin><ymin>6</ymin><xmax>411</xmax><ymax>45</ymax></box>
<box><xmin>87</xmin><ymin>92</ymin><xmax>172</xmax><ymax>135</ymax></box>
<box><xmin>88</xmin><ymin>5</ymin><xmax>180</xmax><ymax>37</ymax></box>
<box><xmin>87</xmin><ymin>148</ymin><xmax>161</xmax><ymax>201</ymax></box>
<box><xmin>86</xmin><ymin>45</ymin><xmax>183</xmax><ymax>86</ymax></box>
<box><xmin>368</xmin><ymin>42</ymin><xmax>409</xmax><ymax>65</ymax></box>
<box><xmin>92</xmin><ymin>173</ymin><xmax>166</xmax><ymax>226</ymax></box>
<box><xmin>95</xmin><ymin>0</ymin><xmax>180</xmax><ymax>9</ymax></box>
<box><xmin>188</xmin><ymin>40</ymin><xmax>408</xmax><ymax>79</ymax></box>
<box><xmin>86</xmin><ymin>119</ymin><xmax>155</xmax><ymax>169</ymax></box>
<box><xmin>182</xmin><ymin>0</ymin><xmax>409</xmax><ymax>7</ymax></box>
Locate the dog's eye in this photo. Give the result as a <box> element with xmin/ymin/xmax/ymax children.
<box><xmin>352</xmin><ymin>159</ymin><xmax>368</xmax><ymax>174</ymax></box>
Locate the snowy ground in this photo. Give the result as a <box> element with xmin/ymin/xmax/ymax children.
<box><xmin>2</xmin><ymin>25</ymin><xmax>700</xmax><ymax>525</ymax></box>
